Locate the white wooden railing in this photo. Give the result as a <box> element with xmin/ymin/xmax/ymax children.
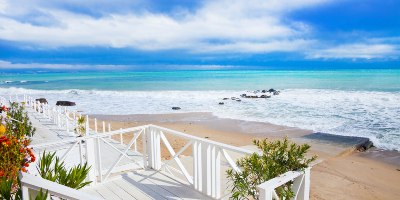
<box><xmin>258</xmin><ymin>168</ymin><xmax>311</xmax><ymax>200</ymax></box>
<box><xmin>19</xmin><ymin>172</ymin><xmax>101</xmax><ymax>200</ymax></box>
<box><xmin>11</xmin><ymin>95</ymin><xmax>312</xmax><ymax>199</ymax></box>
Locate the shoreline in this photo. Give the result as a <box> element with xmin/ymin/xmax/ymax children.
<box><xmin>91</xmin><ymin>112</ymin><xmax>400</xmax><ymax>199</ymax></box>
<box><xmin>92</xmin><ymin>112</ymin><xmax>399</xmax><ymax>162</ymax></box>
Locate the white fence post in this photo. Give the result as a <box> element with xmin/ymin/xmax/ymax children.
<box><xmin>86</xmin><ymin>137</ymin><xmax>97</xmax><ymax>186</ymax></box>
<box><xmin>85</xmin><ymin>115</ymin><xmax>89</xmax><ymax>136</ymax></box>
<box><xmin>119</xmin><ymin>128</ymin><xmax>123</xmax><ymax>144</ymax></box>
<box><xmin>201</xmin><ymin>142</ymin><xmax>212</xmax><ymax>196</ymax></box>
<box><xmin>142</xmin><ymin>127</ymin><xmax>148</xmax><ymax>168</ymax></box>
<box><xmin>96</xmin><ymin>137</ymin><xmax>103</xmax><ymax>183</ymax></box>
<box><xmin>193</xmin><ymin>141</ymin><xmax>202</xmax><ymax>191</ymax></box>
<box><xmin>292</xmin><ymin>168</ymin><xmax>311</xmax><ymax>200</ymax></box>
<box><xmin>94</xmin><ymin>118</ymin><xmax>98</xmax><ymax>134</ymax></box>
<box><xmin>146</xmin><ymin>127</ymin><xmax>161</xmax><ymax>170</ymax></box>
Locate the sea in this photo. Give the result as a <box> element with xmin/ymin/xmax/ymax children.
<box><xmin>1</xmin><ymin>69</ymin><xmax>399</xmax><ymax>151</ymax></box>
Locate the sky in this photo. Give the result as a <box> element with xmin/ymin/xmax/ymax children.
<box><xmin>0</xmin><ymin>0</ymin><xmax>399</xmax><ymax>70</ymax></box>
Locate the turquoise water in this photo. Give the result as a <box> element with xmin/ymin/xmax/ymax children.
<box><xmin>1</xmin><ymin>69</ymin><xmax>400</xmax><ymax>91</ymax></box>
<box><xmin>1</xmin><ymin>69</ymin><xmax>400</xmax><ymax>151</ymax></box>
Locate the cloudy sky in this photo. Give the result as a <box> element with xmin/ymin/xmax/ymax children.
<box><xmin>0</xmin><ymin>0</ymin><xmax>399</xmax><ymax>70</ymax></box>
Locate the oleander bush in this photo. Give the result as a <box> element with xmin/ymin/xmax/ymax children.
<box><xmin>0</xmin><ymin>103</ymin><xmax>39</xmax><ymax>200</ymax></box>
<box><xmin>226</xmin><ymin>137</ymin><xmax>317</xmax><ymax>200</ymax></box>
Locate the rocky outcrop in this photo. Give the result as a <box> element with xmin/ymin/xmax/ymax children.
<box><xmin>36</xmin><ymin>98</ymin><xmax>48</xmax><ymax>104</ymax></box>
<box><xmin>357</xmin><ymin>140</ymin><xmax>374</xmax><ymax>151</ymax></box>
<box><xmin>56</xmin><ymin>101</ymin><xmax>76</xmax><ymax>106</ymax></box>
<box><xmin>172</xmin><ymin>107</ymin><xmax>181</xmax><ymax>110</ymax></box>
<box><xmin>219</xmin><ymin>102</ymin><xmax>224</xmax><ymax>105</ymax></box>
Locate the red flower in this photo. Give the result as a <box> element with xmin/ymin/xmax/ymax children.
<box><xmin>23</xmin><ymin>163</ymin><xmax>29</xmax><ymax>167</ymax></box>
<box><xmin>0</xmin><ymin>136</ymin><xmax>8</xmax><ymax>143</ymax></box>
<box><xmin>31</xmin><ymin>156</ymin><xmax>36</xmax><ymax>162</ymax></box>
<box><xmin>0</xmin><ymin>170</ymin><xmax>4</xmax><ymax>177</ymax></box>
<box><xmin>21</xmin><ymin>167</ymin><xmax>27</xmax><ymax>172</ymax></box>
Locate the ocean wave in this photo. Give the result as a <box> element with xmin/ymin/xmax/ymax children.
<box><xmin>1</xmin><ymin>87</ymin><xmax>399</xmax><ymax>151</ymax></box>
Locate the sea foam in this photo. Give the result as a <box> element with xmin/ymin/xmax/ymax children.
<box><xmin>1</xmin><ymin>87</ymin><xmax>399</xmax><ymax>151</ymax></box>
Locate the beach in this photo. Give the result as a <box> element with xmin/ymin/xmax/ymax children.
<box><xmin>2</xmin><ymin>69</ymin><xmax>400</xmax><ymax>199</ymax></box>
<box><xmin>92</xmin><ymin>112</ymin><xmax>400</xmax><ymax>200</ymax></box>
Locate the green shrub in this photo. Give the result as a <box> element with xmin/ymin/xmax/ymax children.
<box><xmin>38</xmin><ymin>151</ymin><xmax>92</xmax><ymax>189</ymax></box>
<box><xmin>226</xmin><ymin>137</ymin><xmax>317</xmax><ymax>200</ymax></box>
<box><xmin>5</xmin><ymin>102</ymin><xmax>36</xmax><ymax>138</ymax></box>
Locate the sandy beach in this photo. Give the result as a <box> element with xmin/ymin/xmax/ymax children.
<box><xmin>91</xmin><ymin>112</ymin><xmax>400</xmax><ymax>200</ymax></box>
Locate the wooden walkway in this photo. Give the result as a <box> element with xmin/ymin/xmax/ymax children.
<box><xmin>84</xmin><ymin>170</ymin><xmax>211</xmax><ymax>200</ymax></box>
<box><xmin>27</xmin><ymin>108</ymin><xmax>212</xmax><ymax>200</ymax></box>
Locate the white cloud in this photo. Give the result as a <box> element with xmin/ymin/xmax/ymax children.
<box><xmin>0</xmin><ymin>60</ymin><xmax>238</xmax><ymax>70</ymax></box>
<box><xmin>307</xmin><ymin>44</ymin><xmax>399</xmax><ymax>59</ymax></box>
<box><xmin>0</xmin><ymin>0</ymin><xmax>327</xmax><ymax>53</ymax></box>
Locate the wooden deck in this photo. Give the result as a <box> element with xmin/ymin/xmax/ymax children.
<box><xmin>84</xmin><ymin>170</ymin><xmax>211</xmax><ymax>200</ymax></box>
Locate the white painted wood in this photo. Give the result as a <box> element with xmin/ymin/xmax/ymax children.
<box><xmin>160</xmin><ymin>132</ymin><xmax>193</xmax><ymax>184</ymax></box>
<box><xmin>142</xmin><ymin>127</ymin><xmax>148</xmax><ymax>169</ymax></box>
<box><xmin>149</xmin><ymin>124</ymin><xmax>253</xmax><ymax>155</ymax></box>
<box><xmin>201</xmin><ymin>142</ymin><xmax>211</xmax><ymax>196</ymax></box>
<box><xmin>128</xmin><ymin>170</ymin><xmax>210</xmax><ymax>200</ymax></box>
<box><xmin>100</xmin><ymin>137</ymin><xmax>143</xmax><ymax>168</ymax></box>
<box><xmin>160</xmin><ymin>140</ymin><xmax>192</xmax><ymax>171</ymax></box>
<box><xmin>86</xmin><ymin>115</ymin><xmax>89</xmax><ymax>136</ymax></box>
<box><xmin>86</xmin><ymin>137</ymin><xmax>97</xmax><ymax>185</ymax></box>
<box><xmin>193</xmin><ymin>141</ymin><xmax>202</xmax><ymax>191</ymax></box>
<box><xmin>106</xmin><ymin>181</ymin><xmax>136</xmax><ymax>200</ymax></box>
<box><xmin>96</xmin><ymin>137</ymin><xmax>103</xmax><ymax>183</ymax></box>
<box><xmin>60</xmin><ymin>141</ymin><xmax>79</xmax><ymax>161</ymax></box>
<box><xmin>222</xmin><ymin>149</ymin><xmax>241</xmax><ymax>173</ymax></box>
<box><xmin>125</xmin><ymin>172</ymin><xmax>181</xmax><ymax>200</ymax></box>
<box><xmin>21</xmin><ymin>185</ymin><xmax>29</xmax><ymax>200</ymax></box>
<box><xmin>95</xmin><ymin>118</ymin><xmax>98</xmax><ymax>133</ymax></box>
<box><xmin>102</xmin><ymin>133</ymin><xmax>142</xmax><ymax>181</ymax></box>
<box><xmin>214</xmin><ymin>147</ymin><xmax>221</xmax><ymax>199</ymax></box>
<box><xmin>79</xmin><ymin>140</ymin><xmax>84</xmax><ymax>165</ymax></box>
<box><xmin>119</xmin><ymin>128</ymin><xmax>123</xmax><ymax>144</ymax></box>
<box><xmin>113</xmin><ymin>179</ymin><xmax>152</xmax><ymax>200</ymax></box>
<box><xmin>19</xmin><ymin>172</ymin><xmax>101</xmax><ymax>200</ymax></box>
<box><xmin>94</xmin><ymin>184</ymin><xmax>119</xmax><ymax>200</ymax></box>
<box><xmin>116</xmin><ymin>175</ymin><xmax>167</xmax><ymax>200</ymax></box>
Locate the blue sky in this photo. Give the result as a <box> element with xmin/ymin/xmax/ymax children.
<box><xmin>0</xmin><ymin>0</ymin><xmax>399</xmax><ymax>70</ymax></box>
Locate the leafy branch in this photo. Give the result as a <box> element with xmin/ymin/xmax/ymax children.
<box><xmin>227</xmin><ymin>137</ymin><xmax>317</xmax><ymax>200</ymax></box>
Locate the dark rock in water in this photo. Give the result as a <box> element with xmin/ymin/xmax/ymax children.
<box><xmin>236</xmin><ymin>99</ymin><xmax>241</xmax><ymax>102</ymax></box>
<box><xmin>268</xmin><ymin>88</ymin><xmax>276</xmax><ymax>93</ymax></box>
<box><xmin>262</xmin><ymin>90</ymin><xmax>267</xmax><ymax>93</ymax></box>
<box><xmin>223</xmin><ymin>98</ymin><xmax>229</xmax><ymax>100</ymax></box>
<box><xmin>240</xmin><ymin>94</ymin><xmax>247</xmax><ymax>98</ymax></box>
<box><xmin>357</xmin><ymin>140</ymin><xmax>374</xmax><ymax>151</ymax></box>
<box><xmin>273</xmin><ymin>91</ymin><xmax>280</xmax><ymax>95</ymax></box>
<box><xmin>260</xmin><ymin>95</ymin><xmax>268</xmax><ymax>98</ymax></box>
<box><xmin>56</xmin><ymin>101</ymin><xmax>76</xmax><ymax>106</ymax></box>
<box><xmin>172</xmin><ymin>107</ymin><xmax>181</xmax><ymax>110</ymax></box>
<box><xmin>36</xmin><ymin>98</ymin><xmax>48</xmax><ymax>104</ymax></box>
<box><xmin>218</xmin><ymin>102</ymin><xmax>224</xmax><ymax>105</ymax></box>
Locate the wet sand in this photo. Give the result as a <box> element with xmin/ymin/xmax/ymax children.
<box><xmin>92</xmin><ymin>112</ymin><xmax>400</xmax><ymax>200</ymax></box>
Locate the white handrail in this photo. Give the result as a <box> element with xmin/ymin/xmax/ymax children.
<box><xmin>257</xmin><ymin>168</ymin><xmax>311</xmax><ymax>200</ymax></box>
<box><xmin>19</xmin><ymin>172</ymin><xmax>101</xmax><ymax>200</ymax></box>
<box><xmin>149</xmin><ymin>124</ymin><xmax>254</xmax><ymax>155</ymax></box>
